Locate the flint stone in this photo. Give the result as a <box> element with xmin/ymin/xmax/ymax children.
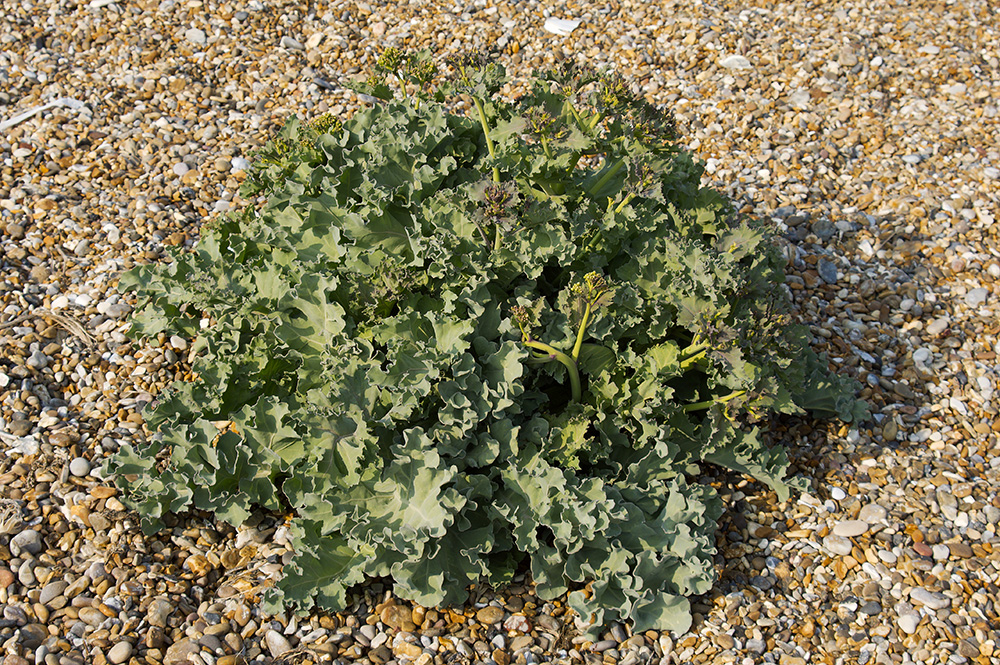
<box><xmin>910</xmin><ymin>588</ymin><xmax>950</xmax><ymax>610</ymax></box>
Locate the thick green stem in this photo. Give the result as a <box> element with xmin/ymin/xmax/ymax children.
<box><xmin>588</xmin><ymin>158</ymin><xmax>625</xmax><ymax>197</ymax></box>
<box><xmin>614</xmin><ymin>194</ymin><xmax>635</xmax><ymax>214</ymax></box>
<box><xmin>472</xmin><ymin>96</ymin><xmax>501</xmax><ymax>183</ymax></box>
<box><xmin>679</xmin><ymin>351</ymin><xmax>707</xmax><ymax>370</ymax></box>
<box><xmin>682</xmin><ymin>390</ymin><xmax>747</xmax><ymax>412</ymax></box>
<box><xmin>524</xmin><ymin>340</ymin><xmax>582</xmax><ymax>402</ymax></box>
<box><xmin>571</xmin><ymin>302</ymin><xmax>593</xmax><ymax>361</ymax></box>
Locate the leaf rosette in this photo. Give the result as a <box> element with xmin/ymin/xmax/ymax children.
<box><xmin>108</xmin><ymin>51</ymin><xmax>866</xmax><ymax>634</ymax></box>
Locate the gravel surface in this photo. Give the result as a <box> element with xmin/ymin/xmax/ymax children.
<box><xmin>2</xmin><ymin>0</ymin><xmax>1000</xmax><ymax>664</ymax></box>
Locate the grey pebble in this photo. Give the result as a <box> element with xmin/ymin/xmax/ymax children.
<box><xmin>11</xmin><ymin>529</ymin><xmax>43</xmax><ymax>556</ymax></box>
<box><xmin>966</xmin><ymin>287</ymin><xmax>988</xmax><ymax>307</ymax></box>
<box><xmin>26</xmin><ymin>350</ymin><xmax>49</xmax><ymax>369</ymax></box>
<box><xmin>280</xmin><ymin>36</ymin><xmax>305</xmax><ymax>50</ymax></box>
<box><xmin>265</xmin><ymin>630</ymin><xmax>293</xmax><ymax>658</ymax></box>
<box><xmin>39</xmin><ymin>580</ymin><xmax>68</xmax><ymax>604</ymax></box>
<box><xmin>860</xmin><ymin>601</ymin><xmax>882</xmax><ymax>615</ymax></box>
<box><xmin>69</xmin><ymin>457</ymin><xmax>91</xmax><ymax>477</ymax></box>
<box><xmin>593</xmin><ymin>640</ymin><xmax>617</xmax><ymax>652</ymax></box>
<box><xmin>817</xmin><ymin>258</ymin><xmax>838</xmax><ymax>284</ymax></box>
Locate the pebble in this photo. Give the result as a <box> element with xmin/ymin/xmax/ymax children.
<box><xmin>264</xmin><ymin>630</ymin><xmax>293</xmax><ymax>658</ymax></box>
<box><xmin>832</xmin><ymin>520</ymin><xmax>869</xmax><ymax>537</ymax></box>
<box><xmin>476</xmin><ymin>606</ymin><xmax>505</xmax><ymax>625</ymax></box>
<box><xmin>857</xmin><ymin>504</ymin><xmax>887</xmax><ymax>523</ymax></box>
<box><xmin>106</xmin><ymin>642</ymin><xmax>133</xmax><ymax>665</ymax></box>
<box><xmin>830</xmin><ymin>487</ymin><xmax>847</xmax><ymax>501</ymax></box>
<box><xmin>719</xmin><ymin>55</ymin><xmax>751</xmax><ymax>69</ymax></box>
<box><xmin>822</xmin><ymin>535</ymin><xmax>854</xmax><ymax>556</ymax></box>
<box><xmin>184</xmin><ymin>28</ymin><xmax>206</xmax><ymax>45</ymax></box>
<box><xmin>965</xmin><ymin>287</ymin><xmax>988</xmax><ymax>307</ymax></box>
<box><xmin>68</xmin><ymin>457</ymin><xmax>91</xmax><ymax>477</ymax></box>
<box><xmin>817</xmin><ymin>258</ymin><xmax>838</xmax><ymax>284</ymax></box>
<box><xmin>909</xmin><ymin>588</ymin><xmax>951</xmax><ymax>610</ymax></box>
<box><xmin>926</xmin><ymin>317</ymin><xmax>950</xmax><ymax>335</ymax></box>
<box><xmin>10</xmin><ymin>529</ymin><xmax>43</xmax><ymax>556</ymax></box>
<box><xmin>898</xmin><ymin>614</ymin><xmax>920</xmax><ymax>635</ymax></box>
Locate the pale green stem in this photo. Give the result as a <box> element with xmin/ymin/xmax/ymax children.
<box><xmin>614</xmin><ymin>194</ymin><xmax>635</xmax><ymax>214</ymax></box>
<box><xmin>472</xmin><ymin>96</ymin><xmax>501</xmax><ymax>183</ymax></box>
<box><xmin>524</xmin><ymin>340</ymin><xmax>582</xmax><ymax>402</ymax></box>
<box><xmin>682</xmin><ymin>390</ymin><xmax>747</xmax><ymax>412</ymax></box>
<box><xmin>570</xmin><ymin>302</ymin><xmax>593</xmax><ymax>361</ymax></box>
<box><xmin>588</xmin><ymin>158</ymin><xmax>625</xmax><ymax>197</ymax></box>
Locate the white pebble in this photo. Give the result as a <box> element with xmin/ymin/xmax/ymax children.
<box><xmin>830</xmin><ymin>487</ymin><xmax>847</xmax><ymax>501</ymax></box>
<box><xmin>172</xmin><ymin>162</ymin><xmax>190</xmax><ymax>176</ymax></box>
<box><xmin>897</xmin><ymin>613</ymin><xmax>920</xmax><ymax>635</ymax></box>
<box><xmin>231</xmin><ymin>157</ymin><xmax>251</xmax><ymax>172</ymax></box>
<box><xmin>69</xmin><ymin>457</ymin><xmax>92</xmax><ymax>477</ymax></box>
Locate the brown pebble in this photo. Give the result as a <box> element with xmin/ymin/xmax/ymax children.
<box><xmin>476</xmin><ymin>606</ymin><xmax>504</xmax><ymax>625</ymax></box>
<box><xmin>381</xmin><ymin>604</ymin><xmax>415</xmax><ymax>630</ymax></box>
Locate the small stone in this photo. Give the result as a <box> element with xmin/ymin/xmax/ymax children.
<box><xmin>817</xmin><ymin>258</ymin><xmax>838</xmax><ymax>284</ymax></box>
<box><xmin>163</xmin><ymin>638</ymin><xmax>200</xmax><ymax>665</ymax></box>
<box><xmin>720</xmin><ymin>55</ymin><xmax>751</xmax><ymax>69</ymax></box>
<box><xmin>18</xmin><ymin>624</ymin><xmax>47</xmax><ymax>649</ymax></box>
<box><xmin>543</xmin><ymin>17</ymin><xmax>580</xmax><ymax>36</ymax></box>
<box><xmin>231</xmin><ymin>157</ymin><xmax>251</xmax><ymax>172</ymax></box>
<box><xmin>476</xmin><ymin>606</ymin><xmax>504</xmax><ymax>625</ymax></box>
<box><xmin>147</xmin><ymin>598</ymin><xmax>173</xmax><ymax>627</ymax></box>
<box><xmin>89</xmin><ymin>513</ymin><xmax>111</xmax><ymax>532</ymax></box>
<box><xmin>716</xmin><ymin>634</ymin><xmax>735</xmax><ymax>650</ymax></box>
<box><xmin>185</xmin><ymin>28</ymin><xmax>206</xmax><ymax>45</ymax></box>
<box><xmin>909</xmin><ymin>587</ymin><xmax>950</xmax><ymax>610</ymax></box>
<box><xmin>592</xmin><ymin>641</ymin><xmax>617</xmax><ymax>652</ymax></box>
<box><xmin>69</xmin><ymin>457</ymin><xmax>91</xmax><ymax>477</ymax></box>
<box><xmin>965</xmin><ymin>287</ymin><xmax>988</xmax><ymax>307</ymax></box>
<box><xmin>931</xmin><ymin>544</ymin><xmax>950</xmax><ymax>560</ymax></box>
<box><xmin>10</xmin><ymin>529</ymin><xmax>43</xmax><ymax>556</ymax></box>
<box><xmin>830</xmin><ymin>487</ymin><xmax>847</xmax><ymax>501</ymax></box>
<box><xmin>832</xmin><ymin>520</ymin><xmax>869</xmax><ymax>538</ymax></box>
<box><xmin>280</xmin><ymin>36</ymin><xmax>304</xmax><ymax>50</ymax></box>
<box><xmin>107</xmin><ymin>642</ymin><xmax>133</xmax><ymax>665</ymax></box>
<box><xmin>898</xmin><ymin>614</ymin><xmax>920</xmax><ymax>635</ymax></box>
<box><xmin>380</xmin><ymin>604</ymin><xmax>414</xmax><ymax>629</ymax></box>
<box><xmin>172</xmin><ymin>162</ymin><xmax>189</xmax><ymax>177</ymax></box>
<box><xmin>926</xmin><ymin>317</ymin><xmax>950</xmax><ymax>336</ymax></box>
<box><xmin>265</xmin><ymin>630</ymin><xmax>292</xmax><ymax>658</ymax></box>
<box><xmin>860</xmin><ymin>601</ymin><xmax>881</xmax><ymax>616</ymax></box>
<box><xmin>746</xmin><ymin>638</ymin><xmax>766</xmax><ymax>654</ymax></box>
<box><xmin>823</xmin><ymin>535</ymin><xmax>854</xmax><ymax>556</ymax></box>
<box><xmin>79</xmin><ymin>607</ymin><xmax>106</xmax><ymax>626</ymax></box>
<box><xmin>858</xmin><ymin>504</ymin><xmax>888</xmax><ymax>524</ymax></box>
<box><xmin>39</xmin><ymin>580</ymin><xmax>68</xmax><ymax>604</ymax></box>
<box><xmin>26</xmin><ymin>350</ymin><xmax>49</xmax><ymax>369</ymax></box>
<box><xmin>394</xmin><ymin>642</ymin><xmax>423</xmax><ymax>659</ymax></box>
<box><xmin>503</xmin><ymin>615</ymin><xmax>531</xmax><ymax>632</ymax></box>
<box><xmin>913</xmin><ymin>541</ymin><xmax>933</xmax><ymax>557</ymax></box>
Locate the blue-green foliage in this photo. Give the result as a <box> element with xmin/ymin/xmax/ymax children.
<box><xmin>108</xmin><ymin>54</ymin><xmax>865</xmax><ymax>634</ymax></box>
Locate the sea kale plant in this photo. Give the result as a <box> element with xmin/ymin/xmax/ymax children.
<box><xmin>108</xmin><ymin>49</ymin><xmax>866</xmax><ymax>634</ymax></box>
